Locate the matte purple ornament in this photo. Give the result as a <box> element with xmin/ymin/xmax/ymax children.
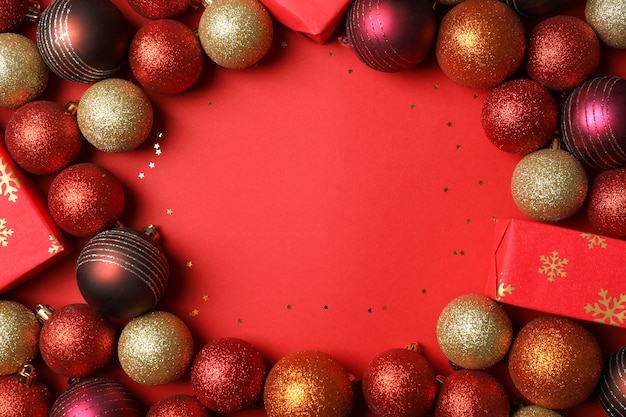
<box><xmin>599</xmin><ymin>346</ymin><xmax>626</xmax><ymax>416</ymax></box>
<box><xmin>501</xmin><ymin>0</ymin><xmax>569</xmax><ymax>17</ymax></box>
<box><xmin>561</xmin><ymin>76</ymin><xmax>626</xmax><ymax>169</ymax></box>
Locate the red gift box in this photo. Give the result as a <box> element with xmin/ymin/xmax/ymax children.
<box><xmin>0</xmin><ymin>141</ymin><xmax>71</xmax><ymax>292</ymax></box>
<box><xmin>485</xmin><ymin>218</ymin><xmax>626</xmax><ymax>328</ymax></box>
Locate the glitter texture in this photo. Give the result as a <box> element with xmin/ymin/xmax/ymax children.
<box><xmin>587</xmin><ymin>168</ymin><xmax>626</xmax><ymax>238</ymax></box>
<box><xmin>0</xmin><ymin>373</ymin><xmax>52</xmax><ymax>417</ymax></box>
<box><xmin>0</xmin><ymin>0</ymin><xmax>29</xmax><ymax>32</ymax></box>
<box><xmin>128</xmin><ymin>0</ymin><xmax>193</xmax><ymax>18</ymax></box>
<box><xmin>147</xmin><ymin>394</ymin><xmax>211</xmax><ymax>417</ymax></box>
<box><xmin>599</xmin><ymin>346</ymin><xmax>626</xmax><ymax>416</ymax></box>
<box><xmin>0</xmin><ymin>300</ymin><xmax>39</xmax><ymax>376</ymax></box>
<box><xmin>435</xmin><ymin>369</ymin><xmax>510</xmax><ymax>417</ymax></box>
<box><xmin>512</xmin><ymin>405</ymin><xmax>564</xmax><ymax>417</ymax></box>
<box><xmin>586</xmin><ymin>0</ymin><xmax>626</xmax><ymax>49</ymax></box>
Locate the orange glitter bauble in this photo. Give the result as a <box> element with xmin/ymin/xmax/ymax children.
<box><xmin>435</xmin><ymin>0</ymin><xmax>526</xmax><ymax>89</ymax></box>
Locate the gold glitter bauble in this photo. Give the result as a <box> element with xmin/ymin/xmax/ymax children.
<box><xmin>511</xmin><ymin>148</ymin><xmax>588</xmax><ymax>222</ymax></box>
<box><xmin>0</xmin><ymin>33</ymin><xmax>49</xmax><ymax>109</ymax></box>
<box><xmin>508</xmin><ymin>316</ymin><xmax>602</xmax><ymax>409</ymax></box>
<box><xmin>118</xmin><ymin>311</ymin><xmax>194</xmax><ymax>386</ymax></box>
<box><xmin>0</xmin><ymin>301</ymin><xmax>40</xmax><ymax>376</ymax></box>
<box><xmin>198</xmin><ymin>0</ymin><xmax>273</xmax><ymax>69</ymax></box>
<box><xmin>77</xmin><ymin>78</ymin><xmax>153</xmax><ymax>153</ymax></box>
<box><xmin>586</xmin><ymin>0</ymin><xmax>626</xmax><ymax>49</ymax></box>
<box><xmin>264</xmin><ymin>350</ymin><xmax>354</xmax><ymax>417</ymax></box>
<box><xmin>436</xmin><ymin>293</ymin><xmax>512</xmax><ymax>369</ymax></box>
<box><xmin>512</xmin><ymin>405</ymin><xmax>564</xmax><ymax>417</ymax></box>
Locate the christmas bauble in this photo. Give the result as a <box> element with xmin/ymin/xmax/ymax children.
<box><xmin>508</xmin><ymin>316</ymin><xmax>602</xmax><ymax>409</ymax></box>
<box><xmin>5</xmin><ymin>101</ymin><xmax>82</xmax><ymax>175</ymax></box>
<box><xmin>129</xmin><ymin>19</ymin><xmax>205</xmax><ymax>94</ymax></box>
<box><xmin>118</xmin><ymin>311</ymin><xmax>194</xmax><ymax>386</ymax></box>
<box><xmin>599</xmin><ymin>346</ymin><xmax>626</xmax><ymax>416</ymax></box>
<box><xmin>512</xmin><ymin>405</ymin><xmax>564</xmax><ymax>417</ymax></box>
<box><xmin>198</xmin><ymin>0</ymin><xmax>273</xmax><ymax>69</ymax></box>
<box><xmin>586</xmin><ymin>169</ymin><xmax>626</xmax><ymax>238</ymax></box>
<box><xmin>435</xmin><ymin>0</ymin><xmax>525</xmax><ymax>89</ymax></box>
<box><xmin>191</xmin><ymin>337</ymin><xmax>266</xmax><ymax>413</ymax></box>
<box><xmin>561</xmin><ymin>76</ymin><xmax>626</xmax><ymax>169</ymax></box>
<box><xmin>146</xmin><ymin>395</ymin><xmax>211</xmax><ymax>417</ymax></box>
<box><xmin>510</xmin><ymin>147</ymin><xmax>588</xmax><ymax>222</ymax></box>
<box><xmin>345</xmin><ymin>0</ymin><xmax>437</xmax><ymax>72</ymax></box>
<box><xmin>76</xmin><ymin>226</ymin><xmax>170</xmax><ymax>318</ymax></box>
<box><xmin>0</xmin><ymin>365</ymin><xmax>52</xmax><ymax>417</ymax></box>
<box><xmin>586</xmin><ymin>0</ymin><xmax>626</xmax><ymax>49</ymax></box>
<box><xmin>77</xmin><ymin>78</ymin><xmax>153</xmax><ymax>153</ymax></box>
<box><xmin>37</xmin><ymin>0</ymin><xmax>129</xmax><ymax>83</ymax></box>
<box><xmin>128</xmin><ymin>0</ymin><xmax>195</xmax><ymax>19</ymax></box>
<box><xmin>501</xmin><ymin>0</ymin><xmax>569</xmax><ymax>17</ymax></box>
<box><xmin>525</xmin><ymin>15</ymin><xmax>600</xmax><ymax>92</ymax></box>
<box><xmin>264</xmin><ymin>350</ymin><xmax>354</xmax><ymax>417</ymax></box>
<box><xmin>47</xmin><ymin>163</ymin><xmax>125</xmax><ymax>237</ymax></box>
<box><xmin>0</xmin><ymin>33</ymin><xmax>48</xmax><ymax>108</ymax></box>
<box><xmin>0</xmin><ymin>301</ymin><xmax>39</xmax><ymax>376</ymax></box>
<box><xmin>436</xmin><ymin>0</ymin><xmax>463</xmax><ymax>5</ymax></box>
<box><xmin>434</xmin><ymin>369</ymin><xmax>509</xmax><ymax>417</ymax></box>
<box><xmin>37</xmin><ymin>303</ymin><xmax>116</xmax><ymax>378</ymax></box>
<box><xmin>436</xmin><ymin>294</ymin><xmax>512</xmax><ymax>369</ymax></box>
<box><xmin>362</xmin><ymin>345</ymin><xmax>437</xmax><ymax>417</ymax></box>
<box><xmin>50</xmin><ymin>377</ymin><xmax>142</xmax><ymax>417</ymax></box>
<box><xmin>0</xmin><ymin>0</ymin><xmax>29</xmax><ymax>32</ymax></box>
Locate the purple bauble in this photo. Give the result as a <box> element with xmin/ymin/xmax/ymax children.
<box><xmin>500</xmin><ymin>0</ymin><xmax>569</xmax><ymax>17</ymax></box>
<box><xmin>600</xmin><ymin>346</ymin><xmax>626</xmax><ymax>416</ymax></box>
<box><xmin>562</xmin><ymin>76</ymin><xmax>626</xmax><ymax>169</ymax></box>
<box><xmin>346</xmin><ymin>0</ymin><xmax>437</xmax><ymax>72</ymax></box>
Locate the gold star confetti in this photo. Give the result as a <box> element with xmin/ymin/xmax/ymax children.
<box><xmin>157</xmin><ymin>132</ymin><xmax>163</xmax><ymax>139</ymax></box>
<box><xmin>491</xmin><ymin>215</ymin><xmax>499</xmax><ymax>222</ymax></box>
<box><xmin>410</xmin><ymin>103</ymin><xmax>416</xmax><ymax>109</ymax></box>
<box><xmin>447</xmin><ymin>121</ymin><xmax>453</xmax><ymax>127</ymax></box>
<box><xmin>434</xmin><ymin>84</ymin><xmax>439</xmax><ymax>89</ymax></box>
<box><xmin>347</xmin><ymin>68</ymin><xmax>353</xmax><ymax>74</ymax></box>
<box><xmin>382</xmin><ymin>305</ymin><xmax>388</xmax><ymax>311</ymax></box>
<box><xmin>154</xmin><ymin>143</ymin><xmax>160</xmax><ymax>150</ymax></box>
<box><xmin>466</xmin><ymin>218</ymin><xmax>471</xmax><ymax>224</ymax></box>
<box><xmin>422</xmin><ymin>288</ymin><xmax>427</xmax><ymax>294</ymax></box>
<box><xmin>189</xmin><ymin>309</ymin><xmax>199</xmax><ymax>317</ymax></box>
<box><xmin>286</xmin><ymin>304</ymin><xmax>292</xmax><ymax>310</ymax></box>
<box><xmin>208</xmin><ymin>101</ymin><xmax>214</xmax><ymax>106</ymax></box>
<box><xmin>323</xmin><ymin>305</ymin><xmax>329</xmax><ymax>310</ymax></box>
<box><xmin>478</xmin><ymin>180</ymin><xmax>484</xmax><ymax>185</ymax></box>
<box><xmin>138</xmin><ymin>172</ymin><xmax>145</xmax><ymax>179</ymax></box>
<box><xmin>202</xmin><ymin>295</ymin><xmax>209</xmax><ymax>301</ymax></box>
<box><xmin>155</xmin><ymin>149</ymin><xmax>162</xmax><ymax>156</ymax></box>
<box><xmin>443</xmin><ymin>187</ymin><xmax>449</xmax><ymax>193</ymax></box>
<box><xmin>329</xmin><ymin>50</ymin><xmax>334</xmax><ymax>56</ymax></box>
<box><xmin>149</xmin><ymin>162</ymin><xmax>155</xmax><ymax>169</ymax></box>
<box><xmin>367</xmin><ymin>308</ymin><xmax>373</xmax><ymax>313</ymax></box>
<box><xmin>186</xmin><ymin>261</ymin><xmax>193</xmax><ymax>268</ymax></box>
<box><xmin>237</xmin><ymin>318</ymin><xmax>243</xmax><ymax>324</ymax></box>
<box><xmin>474</xmin><ymin>93</ymin><xmax>479</xmax><ymax>99</ymax></box>
<box><xmin>166</xmin><ymin>208</ymin><xmax>174</xmax><ymax>215</ymax></box>
<box><xmin>281</xmin><ymin>41</ymin><xmax>287</xmax><ymax>48</ymax></box>
<box><xmin>456</xmin><ymin>144</ymin><xmax>462</xmax><ymax>149</ymax></box>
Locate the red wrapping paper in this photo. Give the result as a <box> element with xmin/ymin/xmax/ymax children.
<box><xmin>485</xmin><ymin>218</ymin><xmax>626</xmax><ymax>328</ymax></box>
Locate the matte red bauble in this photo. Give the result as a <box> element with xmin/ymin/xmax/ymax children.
<box><xmin>129</xmin><ymin>19</ymin><xmax>205</xmax><ymax>94</ymax></box>
<box><xmin>587</xmin><ymin>168</ymin><xmax>626</xmax><ymax>238</ymax></box>
<box><xmin>0</xmin><ymin>365</ymin><xmax>52</xmax><ymax>417</ymax></box>
<box><xmin>561</xmin><ymin>76</ymin><xmax>626</xmax><ymax>169</ymax></box>
<box><xmin>0</xmin><ymin>0</ymin><xmax>29</xmax><ymax>32</ymax></box>
<box><xmin>362</xmin><ymin>346</ymin><xmax>437</xmax><ymax>417</ymax></box>
<box><xmin>525</xmin><ymin>15</ymin><xmax>600</xmax><ymax>92</ymax></box>
<box><xmin>5</xmin><ymin>101</ymin><xmax>82</xmax><ymax>175</ymax></box>
<box><xmin>128</xmin><ymin>0</ymin><xmax>195</xmax><ymax>19</ymax></box>
<box><xmin>599</xmin><ymin>346</ymin><xmax>626</xmax><ymax>416</ymax></box>
<box><xmin>435</xmin><ymin>369</ymin><xmax>510</xmax><ymax>417</ymax></box>
<box><xmin>501</xmin><ymin>0</ymin><xmax>569</xmax><ymax>17</ymax></box>
<box><xmin>76</xmin><ymin>226</ymin><xmax>170</xmax><ymax>318</ymax></box>
<box><xmin>435</xmin><ymin>0</ymin><xmax>525</xmax><ymax>89</ymax></box>
<box><xmin>0</xmin><ymin>33</ymin><xmax>48</xmax><ymax>108</ymax></box>
<box><xmin>0</xmin><ymin>300</ymin><xmax>39</xmax><ymax>376</ymax></box>
<box><xmin>346</xmin><ymin>0</ymin><xmax>437</xmax><ymax>72</ymax></box>
<box><xmin>37</xmin><ymin>0</ymin><xmax>129</xmax><ymax>83</ymax></box>
<box><xmin>47</xmin><ymin>163</ymin><xmax>124</xmax><ymax>237</ymax></box>
<box><xmin>191</xmin><ymin>337</ymin><xmax>267</xmax><ymax>413</ymax></box>
<box><xmin>147</xmin><ymin>395</ymin><xmax>211</xmax><ymax>417</ymax></box>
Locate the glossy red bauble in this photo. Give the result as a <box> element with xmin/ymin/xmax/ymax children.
<box><xmin>587</xmin><ymin>169</ymin><xmax>626</xmax><ymax>238</ymax></box>
<box><xmin>435</xmin><ymin>369</ymin><xmax>510</xmax><ymax>417</ymax></box>
<box><xmin>127</xmin><ymin>0</ymin><xmax>195</xmax><ymax>19</ymax></box>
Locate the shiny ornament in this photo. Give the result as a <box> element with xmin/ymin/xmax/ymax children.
<box><xmin>436</xmin><ymin>293</ymin><xmax>512</xmax><ymax>369</ymax></box>
<box><xmin>129</xmin><ymin>19</ymin><xmax>205</xmax><ymax>94</ymax></box>
<box><xmin>362</xmin><ymin>345</ymin><xmax>437</xmax><ymax>417</ymax></box>
<box><xmin>147</xmin><ymin>395</ymin><xmax>211</xmax><ymax>417</ymax></box>
<box><xmin>481</xmin><ymin>78</ymin><xmax>557</xmax><ymax>154</ymax></box>
<box><xmin>0</xmin><ymin>33</ymin><xmax>48</xmax><ymax>108</ymax></box>
<box><xmin>0</xmin><ymin>0</ymin><xmax>31</xmax><ymax>32</ymax></box>
<box><xmin>198</xmin><ymin>0</ymin><xmax>273</xmax><ymax>69</ymax></box>
<box><xmin>510</xmin><ymin>147</ymin><xmax>588</xmax><ymax>222</ymax></box>
<box><xmin>5</xmin><ymin>101</ymin><xmax>82</xmax><ymax>175</ymax></box>
<box><xmin>37</xmin><ymin>0</ymin><xmax>129</xmax><ymax>83</ymax></box>
<box><xmin>118</xmin><ymin>311</ymin><xmax>194</xmax><ymax>386</ymax></box>
<box><xmin>435</xmin><ymin>369</ymin><xmax>509</xmax><ymax>417</ymax></box>
<box><xmin>435</xmin><ymin>0</ymin><xmax>525</xmax><ymax>89</ymax></box>
<box><xmin>561</xmin><ymin>76</ymin><xmax>626</xmax><ymax>169</ymax></box>
<box><xmin>0</xmin><ymin>300</ymin><xmax>39</xmax><ymax>376</ymax></box>
<box><xmin>599</xmin><ymin>346</ymin><xmax>626</xmax><ymax>416</ymax></box>
<box><xmin>264</xmin><ymin>350</ymin><xmax>354</xmax><ymax>417</ymax></box>
<box><xmin>77</xmin><ymin>78</ymin><xmax>153</xmax><ymax>153</ymax></box>
<box><xmin>76</xmin><ymin>226</ymin><xmax>169</xmax><ymax>318</ymax></box>
<box><xmin>346</xmin><ymin>0</ymin><xmax>437</xmax><ymax>72</ymax></box>
<box><xmin>587</xmin><ymin>169</ymin><xmax>626</xmax><ymax>238</ymax></box>
<box><xmin>508</xmin><ymin>316</ymin><xmax>602</xmax><ymax>409</ymax></box>
<box><xmin>191</xmin><ymin>337</ymin><xmax>266</xmax><ymax>413</ymax></box>
<box><xmin>501</xmin><ymin>0</ymin><xmax>568</xmax><ymax>17</ymax></box>
<box><xmin>586</xmin><ymin>0</ymin><xmax>626</xmax><ymax>49</ymax></box>
<box><xmin>47</xmin><ymin>163</ymin><xmax>124</xmax><ymax>237</ymax></box>
<box><xmin>50</xmin><ymin>377</ymin><xmax>142</xmax><ymax>417</ymax></box>
<box><xmin>0</xmin><ymin>365</ymin><xmax>52</xmax><ymax>417</ymax></box>
<box><xmin>436</xmin><ymin>0</ymin><xmax>463</xmax><ymax>5</ymax></box>
<box><xmin>128</xmin><ymin>0</ymin><xmax>195</xmax><ymax>19</ymax></box>
<box><xmin>512</xmin><ymin>405</ymin><xmax>564</xmax><ymax>417</ymax></box>
<box><xmin>36</xmin><ymin>304</ymin><xmax>116</xmax><ymax>378</ymax></box>
<box><xmin>525</xmin><ymin>15</ymin><xmax>600</xmax><ymax>92</ymax></box>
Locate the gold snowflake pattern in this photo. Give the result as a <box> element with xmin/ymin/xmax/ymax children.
<box><xmin>538</xmin><ymin>250</ymin><xmax>568</xmax><ymax>282</ymax></box>
<box><xmin>0</xmin><ymin>156</ymin><xmax>20</xmax><ymax>203</ymax></box>
<box><xmin>584</xmin><ymin>288</ymin><xmax>626</xmax><ymax>326</ymax></box>
<box><xmin>497</xmin><ymin>282</ymin><xmax>515</xmax><ymax>299</ymax></box>
<box><xmin>48</xmin><ymin>235</ymin><xmax>63</xmax><ymax>254</ymax></box>
<box><xmin>580</xmin><ymin>232</ymin><xmax>608</xmax><ymax>249</ymax></box>
<box><xmin>0</xmin><ymin>218</ymin><xmax>14</xmax><ymax>247</ymax></box>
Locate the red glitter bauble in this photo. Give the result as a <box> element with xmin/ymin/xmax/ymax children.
<box><xmin>362</xmin><ymin>346</ymin><xmax>437</xmax><ymax>417</ymax></box>
<box><xmin>435</xmin><ymin>369</ymin><xmax>510</xmax><ymax>417</ymax></box>
<box><xmin>191</xmin><ymin>337</ymin><xmax>266</xmax><ymax>414</ymax></box>
<box><xmin>346</xmin><ymin>0</ymin><xmax>437</xmax><ymax>72</ymax></box>
<box><xmin>47</xmin><ymin>163</ymin><xmax>124</xmax><ymax>237</ymax></box>
<box><xmin>0</xmin><ymin>0</ymin><xmax>29</xmax><ymax>32</ymax></box>
<box><xmin>128</xmin><ymin>0</ymin><xmax>194</xmax><ymax>19</ymax></box>
<box><xmin>147</xmin><ymin>395</ymin><xmax>211</xmax><ymax>417</ymax></box>
<box><xmin>525</xmin><ymin>15</ymin><xmax>600</xmax><ymax>92</ymax></box>
<box><xmin>600</xmin><ymin>346</ymin><xmax>626</xmax><ymax>416</ymax></box>
<box><xmin>481</xmin><ymin>79</ymin><xmax>557</xmax><ymax>154</ymax></box>
<box><xmin>129</xmin><ymin>19</ymin><xmax>205</xmax><ymax>94</ymax></box>
<box><xmin>501</xmin><ymin>0</ymin><xmax>569</xmax><ymax>17</ymax></box>
<box><xmin>5</xmin><ymin>101</ymin><xmax>82</xmax><ymax>175</ymax></box>
<box><xmin>0</xmin><ymin>367</ymin><xmax>53</xmax><ymax>417</ymax></box>
<box><xmin>37</xmin><ymin>303</ymin><xmax>116</xmax><ymax>378</ymax></box>
<box><xmin>587</xmin><ymin>169</ymin><xmax>626</xmax><ymax>238</ymax></box>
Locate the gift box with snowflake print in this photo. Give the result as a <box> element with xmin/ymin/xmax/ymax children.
<box><xmin>485</xmin><ymin>218</ymin><xmax>626</xmax><ymax>328</ymax></box>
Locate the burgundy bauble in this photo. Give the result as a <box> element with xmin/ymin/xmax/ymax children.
<box><xmin>47</xmin><ymin>163</ymin><xmax>124</xmax><ymax>237</ymax></box>
<box><xmin>0</xmin><ymin>0</ymin><xmax>29</xmax><ymax>32</ymax></box>
<box><xmin>599</xmin><ymin>346</ymin><xmax>626</xmax><ymax>416</ymax></box>
<box><xmin>561</xmin><ymin>76</ymin><xmax>626</xmax><ymax>169</ymax></box>
<box><xmin>587</xmin><ymin>169</ymin><xmax>626</xmax><ymax>238</ymax></box>
<box><xmin>191</xmin><ymin>337</ymin><xmax>267</xmax><ymax>414</ymax></box>
<box><xmin>346</xmin><ymin>0</ymin><xmax>437</xmax><ymax>72</ymax></box>
<box><xmin>0</xmin><ymin>366</ymin><xmax>53</xmax><ymax>417</ymax></box>
<box><xmin>435</xmin><ymin>369</ymin><xmax>510</xmax><ymax>417</ymax></box>
<box><xmin>525</xmin><ymin>15</ymin><xmax>600</xmax><ymax>92</ymax></box>
<box><xmin>5</xmin><ymin>101</ymin><xmax>82</xmax><ymax>175</ymax></box>
<box><xmin>37</xmin><ymin>0</ymin><xmax>129</xmax><ymax>83</ymax></box>
<box><xmin>50</xmin><ymin>377</ymin><xmax>142</xmax><ymax>417</ymax></box>
<box><xmin>37</xmin><ymin>303</ymin><xmax>116</xmax><ymax>378</ymax></box>
<box><xmin>147</xmin><ymin>395</ymin><xmax>211</xmax><ymax>417</ymax></box>
<box><xmin>129</xmin><ymin>19</ymin><xmax>204</xmax><ymax>94</ymax></box>
<box><xmin>481</xmin><ymin>79</ymin><xmax>557</xmax><ymax>154</ymax></box>
<box><xmin>362</xmin><ymin>346</ymin><xmax>437</xmax><ymax>417</ymax></box>
<box><xmin>501</xmin><ymin>0</ymin><xmax>569</xmax><ymax>17</ymax></box>
<box><xmin>128</xmin><ymin>0</ymin><xmax>194</xmax><ymax>19</ymax></box>
<box><xmin>76</xmin><ymin>227</ymin><xmax>170</xmax><ymax>318</ymax></box>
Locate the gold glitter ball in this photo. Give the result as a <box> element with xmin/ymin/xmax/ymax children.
<box><xmin>0</xmin><ymin>301</ymin><xmax>40</xmax><ymax>376</ymax></box>
<box><xmin>512</xmin><ymin>405</ymin><xmax>564</xmax><ymax>417</ymax></box>
<box><xmin>586</xmin><ymin>0</ymin><xmax>626</xmax><ymax>49</ymax></box>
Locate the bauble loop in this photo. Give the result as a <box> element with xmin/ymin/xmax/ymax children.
<box><xmin>0</xmin><ymin>367</ymin><xmax>53</xmax><ymax>417</ymax></box>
